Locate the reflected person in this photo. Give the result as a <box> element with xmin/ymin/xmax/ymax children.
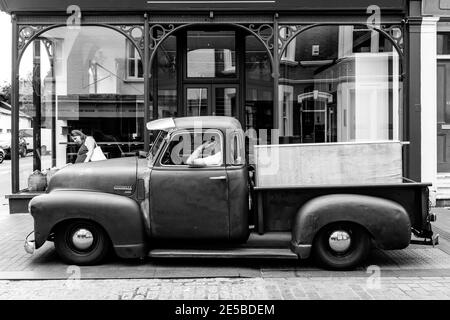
<box><xmin>71</xmin><ymin>130</ymin><xmax>98</xmax><ymax>163</ymax></box>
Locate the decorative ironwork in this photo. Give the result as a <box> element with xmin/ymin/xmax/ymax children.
<box><xmin>385</xmin><ymin>25</ymin><xmax>404</xmax><ymax>53</ymax></box>
<box><xmin>116</xmin><ymin>25</ymin><xmax>145</xmax><ymax>51</ymax></box>
<box><xmin>18</xmin><ymin>25</ymin><xmax>46</xmax><ymax>55</ymax></box>
<box><xmin>247</xmin><ymin>23</ymin><xmax>274</xmax><ymax>50</ymax></box>
<box><xmin>149</xmin><ymin>24</ymin><xmax>180</xmax><ymax>50</ymax></box>
<box><xmin>147</xmin><ymin>22</ymin><xmax>276</xmax><ymax>76</ymax></box>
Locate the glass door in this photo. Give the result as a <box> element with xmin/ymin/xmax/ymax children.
<box><xmin>184</xmin><ymin>85</ymin><xmax>238</xmax><ymax>117</ymax></box>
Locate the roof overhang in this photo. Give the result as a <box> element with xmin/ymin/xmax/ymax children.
<box><xmin>0</xmin><ymin>0</ymin><xmax>406</xmax><ymax>14</ymax></box>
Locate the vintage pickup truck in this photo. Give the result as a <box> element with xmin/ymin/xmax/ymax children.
<box><xmin>26</xmin><ymin>116</ymin><xmax>438</xmax><ymax>270</ymax></box>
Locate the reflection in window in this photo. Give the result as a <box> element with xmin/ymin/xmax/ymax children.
<box><xmin>18</xmin><ymin>26</ymin><xmax>145</xmax><ymax>190</ymax></box>
<box><xmin>186</xmin><ymin>88</ymin><xmax>208</xmax><ymax>116</ymax></box>
<box><xmin>187</xmin><ymin>31</ymin><xmax>236</xmax><ymax>78</ymax></box>
<box><xmin>214</xmin><ymin>87</ymin><xmax>237</xmax><ymax>117</ymax></box>
<box><xmin>157</xmin><ymin>35</ymin><xmax>177</xmax><ymax>119</ymax></box>
<box><xmin>127</xmin><ymin>41</ymin><xmax>143</xmax><ymax>79</ymax></box>
<box><xmin>245</xmin><ymin>34</ymin><xmax>273</xmax><ymax>133</ymax></box>
<box><xmin>279</xmin><ymin>25</ymin><xmax>402</xmax><ymax>144</ymax></box>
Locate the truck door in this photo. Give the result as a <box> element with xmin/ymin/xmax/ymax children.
<box><xmin>149</xmin><ymin>129</ymin><xmax>230</xmax><ymax>240</ymax></box>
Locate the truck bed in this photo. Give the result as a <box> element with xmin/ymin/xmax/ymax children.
<box><xmin>254</xmin><ymin>181</ymin><xmax>432</xmax><ymax>237</ymax></box>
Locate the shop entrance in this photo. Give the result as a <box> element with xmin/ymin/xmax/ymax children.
<box><xmin>153</xmin><ymin>25</ymin><xmax>273</xmax><ymax>139</ymax></box>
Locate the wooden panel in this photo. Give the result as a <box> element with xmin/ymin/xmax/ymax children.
<box><xmin>255</xmin><ymin>141</ymin><xmax>403</xmax><ymax>188</ymax></box>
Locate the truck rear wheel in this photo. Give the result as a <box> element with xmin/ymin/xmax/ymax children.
<box><xmin>54</xmin><ymin>220</ymin><xmax>110</xmax><ymax>265</ymax></box>
<box><xmin>312</xmin><ymin>223</ymin><xmax>371</xmax><ymax>270</ymax></box>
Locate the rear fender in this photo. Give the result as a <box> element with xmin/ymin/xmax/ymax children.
<box><xmin>29</xmin><ymin>190</ymin><xmax>147</xmax><ymax>258</ymax></box>
<box><xmin>291</xmin><ymin>194</ymin><xmax>411</xmax><ymax>258</ymax></box>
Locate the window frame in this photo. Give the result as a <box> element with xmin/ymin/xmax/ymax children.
<box><xmin>227</xmin><ymin>130</ymin><xmax>245</xmax><ymax>166</ymax></box>
<box><xmin>157</xmin><ymin>128</ymin><xmax>225</xmax><ymax>168</ymax></box>
<box><xmin>125</xmin><ymin>40</ymin><xmax>143</xmax><ymax>80</ymax></box>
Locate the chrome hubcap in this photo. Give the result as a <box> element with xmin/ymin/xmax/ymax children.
<box><xmin>72</xmin><ymin>228</ymin><xmax>94</xmax><ymax>250</ymax></box>
<box><xmin>328</xmin><ymin>230</ymin><xmax>351</xmax><ymax>253</ymax></box>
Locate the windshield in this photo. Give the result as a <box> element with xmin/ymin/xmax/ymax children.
<box><xmin>147</xmin><ymin>130</ymin><xmax>167</xmax><ymax>166</ymax></box>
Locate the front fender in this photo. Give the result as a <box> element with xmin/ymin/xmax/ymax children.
<box><xmin>291</xmin><ymin>194</ymin><xmax>411</xmax><ymax>258</ymax></box>
<box><xmin>29</xmin><ymin>190</ymin><xmax>148</xmax><ymax>258</ymax></box>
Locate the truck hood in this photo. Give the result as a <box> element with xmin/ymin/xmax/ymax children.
<box><xmin>47</xmin><ymin>157</ymin><xmax>138</xmax><ymax>196</ymax></box>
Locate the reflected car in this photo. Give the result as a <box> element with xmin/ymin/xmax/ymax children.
<box><xmin>0</xmin><ymin>147</ymin><xmax>5</xmax><ymax>163</ymax></box>
<box><xmin>19</xmin><ymin>128</ymin><xmax>52</xmax><ymax>155</ymax></box>
<box><xmin>0</xmin><ymin>132</ymin><xmax>27</xmax><ymax>158</ymax></box>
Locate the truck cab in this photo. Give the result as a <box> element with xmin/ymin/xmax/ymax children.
<box><xmin>147</xmin><ymin>116</ymin><xmax>249</xmax><ymax>243</ymax></box>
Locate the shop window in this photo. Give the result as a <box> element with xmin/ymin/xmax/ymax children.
<box><xmin>279</xmin><ymin>25</ymin><xmax>402</xmax><ymax>145</ymax></box>
<box><xmin>244</xmin><ymin>34</ymin><xmax>273</xmax><ymax>134</ymax></box>
<box><xmin>280</xmin><ymin>27</ymin><xmax>297</xmax><ymax>65</ymax></box>
<box><xmin>353</xmin><ymin>28</ymin><xmax>376</xmax><ymax>53</ymax></box>
<box><xmin>156</xmin><ymin>35</ymin><xmax>177</xmax><ymax>119</ymax></box>
<box><xmin>18</xmin><ymin>26</ymin><xmax>145</xmax><ymax>191</ymax></box>
<box><xmin>187</xmin><ymin>30</ymin><xmax>236</xmax><ymax>78</ymax></box>
<box><xmin>126</xmin><ymin>40</ymin><xmax>143</xmax><ymax>79</ymax></box>
<box><xmin>438</xmin><ymin>33</ymin><xmax>450</xmax><ymax>55</ymax></box>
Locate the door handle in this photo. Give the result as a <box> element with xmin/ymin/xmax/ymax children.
<box><xmin>209</xmin><ymin>176</ymin><xmax>227</xmax><ymax>180</ymax></box>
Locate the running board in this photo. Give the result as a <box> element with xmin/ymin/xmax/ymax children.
<box><xmin>148</xmin><ymin>248</ymin><xmax>298</xmax><ymax>259</ymax></box>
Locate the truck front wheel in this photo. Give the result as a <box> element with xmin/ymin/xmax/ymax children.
<box><xmin>54</xmin><ymin>220</ymin><xmax>111</xmax><ymax>265</ymax></box>
<box><xmin>312</xmin><ymin>223</ymin><xmax>371</xmax><ymax>270</ymax></box>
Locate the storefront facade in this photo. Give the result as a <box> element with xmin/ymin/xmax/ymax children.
<box><xmin>421</xmin><ymin>0</ymin><xmax>450</xmax><ymax>205</ymax></box>
<box><xmin>1</xmin><ymin>0</ymin><xmax>427</xmax><ymax>210</ymax></box>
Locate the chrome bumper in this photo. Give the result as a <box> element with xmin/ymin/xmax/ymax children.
<box><xmin>24</xmin><ymin>231</ymin><xmax>35</xmax><ymax>254</ymax></box>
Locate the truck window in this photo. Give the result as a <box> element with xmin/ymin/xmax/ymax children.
<box><xmin>160</xmin><ymin>130</ymin><xmax>224</xmax><ymax>167</ymax></box>
<box><xmin>228</xmin><ymin>132</ymin><xmax>245</xmax><ymax>166</ymax></box>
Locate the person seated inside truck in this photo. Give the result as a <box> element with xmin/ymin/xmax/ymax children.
<box><xmin>186</xmin><ymin>135</ymin><xmax>223</xmax><ymax>166</ymax></box>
